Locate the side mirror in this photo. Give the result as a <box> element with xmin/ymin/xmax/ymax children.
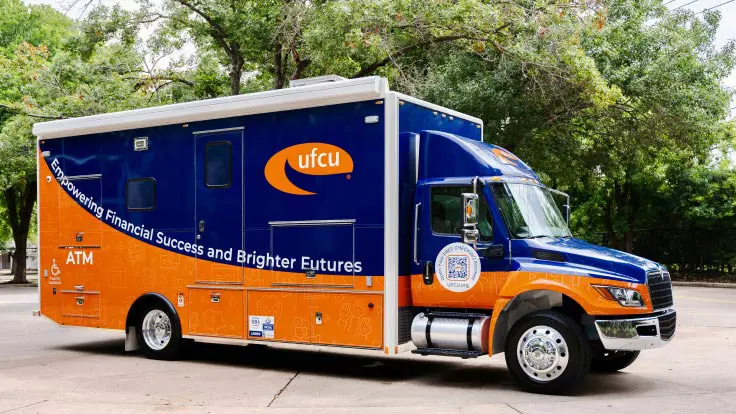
<box><xmin>461</xmin><ymin>193</ymin><xmax>478</xmax><ymax>227</ymax></box>
<box><xmin>461</xmin><ymin>192</ymin><xmax>479</xmax><ymax>245</ymax></box>
<box><xmin>462</xmin><ymin>228</ymin><xmax>479</xmax><ymax>244</ymax></box>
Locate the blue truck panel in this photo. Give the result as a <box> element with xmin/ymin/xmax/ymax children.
<box><xmin>41</xmin><ymin>100</ymin><xmax>386</xmax><ymax>276</ymax></box>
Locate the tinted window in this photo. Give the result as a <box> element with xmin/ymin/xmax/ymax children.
<box><xmin>127</xmin><ymin>178</ymin><xmax>155</xmax><ymax>210</ymax></box>
<box><xmin>206</xmin><ymin>141</ymin><xmax>231</xmax><ymax>187</ymax></box>
<box><xmin>431</xmin><ymin>186</ymin><xmax>492</xmax><ymax>241</ymax></box>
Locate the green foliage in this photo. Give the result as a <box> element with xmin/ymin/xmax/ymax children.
<box><xmin>0</xmin><ymin>0</ymin><xmax>734</xmax><ymax>276</ymax></box>
<box><xmin>0</xmin><ymin>116</ymin><xmax>35</xmax><ymax>191</ymax></box>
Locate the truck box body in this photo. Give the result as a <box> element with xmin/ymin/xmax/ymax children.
<box><xmin>34</xmin><ymin>76</ymin><xmax>675</xmax><ymax>393</ymax></box>
<box><xmin>35</xmin><ymin>77</ymin><xmax>482</xmax><ymax>351</ymax></box>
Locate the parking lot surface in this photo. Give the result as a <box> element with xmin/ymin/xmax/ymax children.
<box><xmin>0</xmin><ymin>286</ymin><xmax>734</xmax><ymax>413</ymax></box>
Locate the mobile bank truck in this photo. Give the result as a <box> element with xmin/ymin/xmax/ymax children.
<box><xmin>33</xmin><ymin>76</ymin><xmax>675</xmax><ymax>394</ymax></box>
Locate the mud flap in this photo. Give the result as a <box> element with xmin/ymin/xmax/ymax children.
<box><xmin>125</xmin><ymin>326</ymin><xmax>141</xmax><ymax>351</ymax></box>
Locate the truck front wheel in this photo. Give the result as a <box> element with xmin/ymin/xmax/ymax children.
<box><xmin>505</xmin><ymin>310</ymin><xmax>591</xmax><ymax>394</ymax></box>
<box><xmin>591</xmin><ymin>350</ymin><xmax>640</xmax><ymax>372</ymax></box>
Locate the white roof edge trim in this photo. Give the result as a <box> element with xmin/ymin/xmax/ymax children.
<box><xmin>33</xmin><ymin>76</ymin><xmax>389</xmax><ymax>140</ymax></box>
<box><xmin>394</xmin><ymin>92</ymin><xmax>483</xmax><ymax>126</ymax></box>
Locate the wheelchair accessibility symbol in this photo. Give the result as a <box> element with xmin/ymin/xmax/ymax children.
<box><xmin>51</xmin><ymin>259</ymin><xmax>61</xmax><ymax>276</ymax></box>
<box><xmin>49</xmin><ymin>259</ymin><xmax>62</xmax><ymax>285</ymax></box>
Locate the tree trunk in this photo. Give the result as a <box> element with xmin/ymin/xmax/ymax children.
<box><xmin>273</xmin><ymin>43</ymin><xmax>286</xmax><ymax>90</ymax></box>
<box><xmin>4</xmin><ymin>180</ymin><xmax>36</xmax><ymax>284</ymax></box>
<box><xmin>230</xmin><ymin>57</ymin><xmax>243</xmax><ymax>96</ymax></box>
<box><xmin>11</xmin><ymin>239</ymin><xmax>27</xmax><ymax>284</ymax></box>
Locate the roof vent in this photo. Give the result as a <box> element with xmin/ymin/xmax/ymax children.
<box><xmin>289</xmin><ymin>74</ymin><xmax>347</xmax><ymax>88</ymax></box>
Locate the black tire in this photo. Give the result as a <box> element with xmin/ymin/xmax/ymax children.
<box><xmin>591</xmin><ymin>350</ymin><xmax>640</xmax><ymax>373</ymax></box>
<box><xmin>135</xmin><ymin>303</ymin><xmax>184</xmax><ymax>360</ymax></box>
<box><xmin>505</xmin><ymin>310</ymin><xmax>591</xmax><ymax>394</ymax></box>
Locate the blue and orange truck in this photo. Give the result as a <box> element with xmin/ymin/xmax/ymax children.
<box><xmin>33</xmin><ymin>76</ymin><xmax>675</xmax><ymax>393</ymax></box>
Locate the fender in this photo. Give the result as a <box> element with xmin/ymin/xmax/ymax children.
<box><xmin>486</xmin><ymin>271</ymin><xmax>652</xmax><ymax>355</ymax></box>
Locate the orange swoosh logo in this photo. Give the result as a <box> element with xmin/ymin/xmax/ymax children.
<box><xmin>264</xmin><ymin>143</ymin><xmax>354</xmax><ymax>195</ymax></box>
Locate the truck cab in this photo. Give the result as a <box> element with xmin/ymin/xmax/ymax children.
<box><xmin>408</xmin><ymin>130</ymin><xmax>675</xmax><ymax>393</ymax></box>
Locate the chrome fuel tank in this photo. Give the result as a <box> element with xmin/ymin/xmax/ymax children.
<box><xmin>411</xmin><ymin>312</ymin><xmax>490</xmax><ymax>353</ymax></box>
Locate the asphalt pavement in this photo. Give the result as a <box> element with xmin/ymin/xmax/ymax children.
<box><xmin>0</xmin><ymin>286</ymin><xmax>734</xmax><ymax>413</ymax></box>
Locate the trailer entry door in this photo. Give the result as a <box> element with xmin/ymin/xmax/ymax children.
<box><xmin>194</xmin><ymin>129</ymin><xmax>244</xmax><ymax>284</ymax></box>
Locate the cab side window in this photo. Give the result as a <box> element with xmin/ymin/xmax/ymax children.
<box><xmin>430</xmin><ymin>186</ymin><xmax>492</xmax><ymax>241</ymax></box>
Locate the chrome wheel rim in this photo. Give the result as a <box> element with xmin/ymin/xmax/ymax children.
<box><xmin>516</xmin><ymin>325</ymin><xmax>569</xmax><ymax>382</ymax></box>
<box><xmin>142</xmin><ymin>310</ymin><xmax>172</xmax><ymax>351</ymax></box>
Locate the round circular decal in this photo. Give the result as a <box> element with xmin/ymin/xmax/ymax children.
<box><xmin>434</xmin><ymin>242</ymin><xmax>482</xmax><ymax>292</ymax></box>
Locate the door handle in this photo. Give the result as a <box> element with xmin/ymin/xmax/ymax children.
<box><xmin>423</xmin><ymin>262</ymin><xmax>434</xmax><ymax>285</ymax></box>
<box><xmin>199</xmin><ymin>220</ymin><xmax>205</xmax><ymax>233</ymax></box>
<box><xmin>413</xmin><ymin>203</ymin><xmax>421</xmax><ymax>265</ymax></box>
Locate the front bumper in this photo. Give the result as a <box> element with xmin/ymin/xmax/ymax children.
<box><xmin>594</xmin><ymin>308</ymin><xmax>676</xmax><ymax>351</ymax></box>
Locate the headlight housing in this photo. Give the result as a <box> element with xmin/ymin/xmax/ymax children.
<box><xmin>594</xmin><ymin>286</ymin><xmax>644</xmax><ymax>307</ymax></box>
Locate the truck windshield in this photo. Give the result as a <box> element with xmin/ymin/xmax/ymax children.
<box><xmin>491</xmin><ymin>183</ymin><xmax>571</xmax><ymax>239</ymax></box>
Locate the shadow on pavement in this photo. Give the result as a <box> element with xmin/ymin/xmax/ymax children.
<box><xmin>54</xmin><ymin>338</ymin><xmax>655</xmax><ymax>396</ymax></box>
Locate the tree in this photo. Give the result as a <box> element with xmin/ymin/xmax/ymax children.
<box><xmin>0</xmin><ymin>2</ymin><xmax>164</xmax><ymax>283</ymax></box>
<box><xmin>407</xmin><ymin>1</ymin><xmax>735</xmax><ymax>254</ymax></box>
<box><xmin>0</xmin><ymin>0</ymin><xmax>72</xmax><ymax>283</ymax></box>
<box><xmin>0</xmin><ymin>117</ymin><xmax>36</xmax><ymax>283</ymax></box>
<box><xmin>564</xmin><ymin>1</ymin><xmax>735</xmax><ymax>252</ymax></box>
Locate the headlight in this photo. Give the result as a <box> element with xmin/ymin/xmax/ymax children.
<box><xmin>594</xmin><ymin>286</ymin><xmax>644</xmax><ymax>307</ymax></box>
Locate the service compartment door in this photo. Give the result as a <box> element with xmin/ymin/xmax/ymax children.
<box><xmin>188</xmin><ymin>287</ymin><xmax>244</xmax><ymax>338</ymax></box>
<box><xmin>270</xmin><ymin>221</ymin><xmax>355</xmax><ymax>288</ymax></box>
<box><xmin>247</xmin><ymin>290</ymin><xmax>310</xmax><ymax>343</ymax></box>
<box><xmin>194</xmin><ymin>129</ymin><xmax>244</xmax><ymax>283</ymax></box>
<box><xmin>310</xmin><ymin>292</ymin><xmax>382</xmax><ymax>348</ymax></box>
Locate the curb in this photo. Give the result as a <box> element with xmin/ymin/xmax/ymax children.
<box><xmin>0</xmin><ymin>283</ymin><xmax>38</xmax><ymax>288</ymax></box>
<box><xmin>672</xmin><ymin>281</ymin><xmax>736</xmax><ymax>289</ymax></box>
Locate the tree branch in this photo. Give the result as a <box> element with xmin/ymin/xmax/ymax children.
<box><xmin>0</xmin><ymin>104</ymin><xmax>64</xmax><ymax>120</ymax></box>
<box><xmin>171</xmin><ymin>0</ymin><xmax>234</xmax><ymax>55</ymax></box>
<box><xmin>351</xmin><ymin>35</ymin><xmax>490</xmax><ymax>78</ymax></box>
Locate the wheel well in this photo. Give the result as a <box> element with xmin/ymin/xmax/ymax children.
<box><xmin>491</xmin><ymin>290</ymin><xmax>588</xmax><ymax>355</ymax></box>
<box><xmin>125</xmin><ymin>293</ymin><xmax>181</xmax><ymax>335</ymax></box>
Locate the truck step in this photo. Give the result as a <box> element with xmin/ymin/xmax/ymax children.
<box><xmin>411</xmin><ymin>348</ymin><xmax>483</xmax><ymax>359</ymax></box>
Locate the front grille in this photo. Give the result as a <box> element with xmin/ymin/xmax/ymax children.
<box><xmin>658</xmin><ymin>311</ymin><xmax>677</xmax><ymax>341</ymax></box>
<box><xmin>647</xmin><ymin>270</ymin><xmax>674</xmax><ymax>310</ymax></box>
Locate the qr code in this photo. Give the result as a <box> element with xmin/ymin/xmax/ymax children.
<box><xmin>447</xmin><ymin>255</ymin><xmax>469</xmax><ymax>280</ymax></box>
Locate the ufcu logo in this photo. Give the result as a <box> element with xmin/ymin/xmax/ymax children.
<box><xmin>264</xmin><ymin>143</ymin><xmax>354</xmax><ymax>195</ymax></box>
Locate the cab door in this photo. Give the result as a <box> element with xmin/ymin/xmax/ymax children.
<box><xmin>412</xmin><ymin>182</ymin><xmax>509</xmax><ymax>309</ymax></box>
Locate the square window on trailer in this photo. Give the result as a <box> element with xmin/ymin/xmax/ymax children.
<box><xmin>127</xmin><ymin>178</ymin><xmax>156</xmax><ymax>210</ymax></box>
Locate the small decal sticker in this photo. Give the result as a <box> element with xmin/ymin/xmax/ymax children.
<box><xmin>249</xmin><ymin>315</ymin><xmax>275</xmax><ymax>338</ymax></box>
<box><xmin>49</xmin><ymin>259</ymin><xmax>62</xmax><ymax>285</ymax></box>
<box><xmin>177</xmin><ymin>293</ymin><xmax>185</xmax><ymax>307</ymax></box>
<box><xmin>435</xmin><ymin>242</ymin><xmax>482</xmax><ymax>292</ymax></box>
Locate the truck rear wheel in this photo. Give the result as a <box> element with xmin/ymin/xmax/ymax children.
<box><xmin>591</xmin><ymin>350</ymin><xmax>640</xmax><ymax>372</ymax></box>
<box><xmin>505</xmin><ymin>310</ymin><xmax>591</xmax><ymax>394</ymax></box>
<box><xmin>136</xmin><ymin>305</ymin><xmax>184</xmax><ymax>360</ymax></box>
